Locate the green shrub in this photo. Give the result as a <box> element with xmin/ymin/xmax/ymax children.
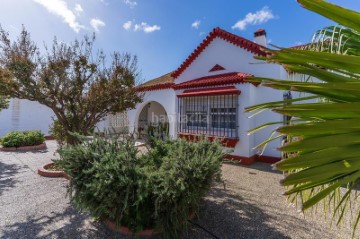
<box><xmin>1</xmin><ymin>130</ymin><xmax>45</xmax><ymax>148</ymax></box>
<box><xmin>49</xmin><ymin>119</ymin><xmax>68</xmax><ymax>146</ymax></box>
<box><xmin>24</xmin><ymin>130</ymin><xmax>45</xmax><ymax>146</ymax></box>
<box><xmin>50</xmin><ymin>118</ymin><xmax>95</xmax><ymax>146</ymax></box>
<box><xmin>56</xmin><ymin>134</ymin><xmax>223</xmax><ymax>238</ymax></box>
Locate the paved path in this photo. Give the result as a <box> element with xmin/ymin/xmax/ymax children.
<box><xmin>0</xmin><ymin>140</ymin><xmax>356</xmax><ymax>238</ymax></box>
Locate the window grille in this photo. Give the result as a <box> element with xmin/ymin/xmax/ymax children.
<box><xmin>109</xmin><ymin>112</ymin><xmax>129</xmax><ymax>133</ymax></box>
<box><xmin>178</xmin><ymin>94</ymin><xmax>238</xmax><ymax>138</ymax></box>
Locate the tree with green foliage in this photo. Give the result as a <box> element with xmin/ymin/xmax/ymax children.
<box><xmin>0</xmin><ymin>27</ymin><xmax>142</xmax><ymax>145</ymax></box>
<box><xmin>246</xmin><ymin>0</ymin><xmax>360</xmax><ymax>236</ymax></box>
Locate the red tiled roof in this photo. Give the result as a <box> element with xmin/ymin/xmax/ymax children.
<box><xmin>177</xmin><ymin>86</ymin><xmax>241</xmax><ymax>97</ymax></box>
<box><xmin>173</xmin><ymin>72</ymin><xmax>253</xmax><ymax>90</ymax></box>
<box><xmin>171</xmin><ymin>27</ymin><xmax>267</xmax><ymax>79</ymax></box>
<box><xmin>137</xmin><ymin>83</ymin><xmax>175</xmax><ymax>92</ymax></box>
<box><xmin>136</xmin><ymin>72</ymin><xmax>175</xmax><ymax>92</ymax></box>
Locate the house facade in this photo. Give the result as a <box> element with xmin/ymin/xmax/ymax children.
<box><xmin>0</xmin><ymin>27</ymin><xmax>289</xmax><ymax>164</ymax></box>
<box><xmin>127</xmin><ymin>27</ymin><xmax>288</xmax><ymax>164</ymax></box>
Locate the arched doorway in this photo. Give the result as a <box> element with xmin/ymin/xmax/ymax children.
<box><xmin>137</xmin><ymin>101</ymin><xmax>169</xmax><ymax>139</ymax></box>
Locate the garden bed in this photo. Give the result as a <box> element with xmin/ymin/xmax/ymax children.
<box><xmin>0</xmin><ymin>143</ymin><xmax>47</xmax><ymax>152</ymax></box>
<box><xmin>37</xmin><ymin>162</ymin><xmax>69</xmax><ymax>179</ymax></box>
<box><xmin>0</xmin><ymin>130</ymin><xmax>46</xmax><ymax>152</ymax></box>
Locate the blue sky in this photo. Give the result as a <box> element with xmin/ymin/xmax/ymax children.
<box><xmin>0</xmin><ymin>0</ymin><xmax>359</xmax><ymax>81</ymax></box>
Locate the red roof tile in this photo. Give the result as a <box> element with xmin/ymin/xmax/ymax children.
<box><xmin>171</xmin><ymin>27</ymin><xmax>267</xmax><ymax>79</ymax></box>
<box><xmin>136</xmin><ymin>72</ymin><xmax>175</xmax><ymax>92</ymax></box>
<box><xmin>173</xmin><ymin>72</ymin><xmax>253</xmax><ymax>89</ymax></box>
<box><xmin>177</xmin><ymin>86</ymin><xmax>241</xmax><ymax>97</ymax></box>
<box><xmin>137</xmin><ymin>83</ymin><xmax>175</xmax><ymax>92</ymax></box>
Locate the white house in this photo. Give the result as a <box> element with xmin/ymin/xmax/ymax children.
<box><xmin>0</xmin><ymin>27</ymin><xmax>290</xmax><ymax>165</ymax></box>
<box><xmin>127</xmin><ymin>27</ymin><xmax>289</xmax><ymax>164</ymax></box>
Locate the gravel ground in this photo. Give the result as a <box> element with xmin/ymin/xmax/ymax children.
<box><xmin>0</xmin><ymin>140</ymin><xmax>357</xmax><ymax>239</ymax></box>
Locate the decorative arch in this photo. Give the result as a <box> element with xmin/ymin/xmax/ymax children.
<box><xmin>135</xmin><ymin>101</ymin><xmax>169</xmax><ymax>139</ymax></box>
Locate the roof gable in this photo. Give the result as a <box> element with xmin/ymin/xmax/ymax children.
<box><xmin>171</xmin><ymin>27</ymin><xmax>266</xmax><ymax>79</ymax></box>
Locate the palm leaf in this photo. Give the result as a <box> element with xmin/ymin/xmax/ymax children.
<box><xmin>246</xmin><ymin>0</ymin><xmax>360</xmax><ymax>236</ymax></box>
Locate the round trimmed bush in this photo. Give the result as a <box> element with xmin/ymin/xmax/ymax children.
<box><xmin>0</xmin><ymin>130</ymin><xmax>45</xmax><ymax>148</ymax></box>
<box><xmin>57</xmin><ymin>135</ymin><xmax>223</xmax><ymax>238</ymax></box>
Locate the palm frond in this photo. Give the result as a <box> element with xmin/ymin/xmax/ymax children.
<box><xmin>246</xmin><ymin>0</ymin><xmax>360</xmax><ymax>236</ymax></box>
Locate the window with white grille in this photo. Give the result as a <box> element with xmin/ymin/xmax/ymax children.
<box><xmin>109</xmin><ymin>112</ymin><xmax>128</xmax><ymax>132</ymax></box>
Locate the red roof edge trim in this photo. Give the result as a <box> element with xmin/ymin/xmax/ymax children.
<box><xmin>173</xmin><ymin>72</ymin><xmax>256</xmax><ymax>89</ymax></box>
<box><xmin>137</xmin><ymin>83</ymin><xmax>175</xmax><ymax>92</ymax></box>
<box><xmin>171</xmin><ymin>27</ymin><xmax>267</xmax><ymax>79</ymax></box>
<box><xmin>177</xmin><ymin>86</ymin><xmax>240</xmax><ymax>97</ymax></box>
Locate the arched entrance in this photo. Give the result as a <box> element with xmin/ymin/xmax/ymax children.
<box><xmin>137</xmin><ymin>101</ymin><xmax>169</xmax><ymax>139</ymax></box>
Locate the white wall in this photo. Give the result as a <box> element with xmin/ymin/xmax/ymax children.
<box><xmin>249</xmin><ymin>85</ymin><xmax>283</xmax><ymax>158</ymax></box>
<box><xmin>147</xmin><ymin>102</ymin><xmax>167</xmax><ymax>123</ymax></box>
<box><xmin>0</xmin><ymin>98</ymin><xmax>112</xmax><ymax>137</ymax></box>
<box><xmin>176</xmin><ymin>37</ymin><xmax>282</xmax><ymax>84</ymax></box>
<box><xmin>0</xmin><ymin>98</ymin><xmax>55</xmax><ymax>137</ymax></box>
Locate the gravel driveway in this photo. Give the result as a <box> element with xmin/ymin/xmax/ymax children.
<box><xmin>0</xmin><ymin>140</ymin><xmax>356</xmax><ymax>238</ymax></box>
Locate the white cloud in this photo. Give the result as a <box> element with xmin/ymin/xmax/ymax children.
<box><xmin>124</xmin><ymin>0</ymin><xmax>137</xmax><ymax>8</ymax></box>
<box><xmin>90</xmin><ymin>18</ymin><xmax>106</xmax><ymax>32</ymax></box>
<box><xmin>124</xmin><ymin>21</ymin><xmax>160</xmax><ymax>33</ymax></box>
<box><xmin>134</xmin><ymin>22</ymin><xmax>160</xmax><ymax>33</ymax></box>
<box><xmin>232</xmin><ymin>6</ymin><xmax>274</xmax><ymax>31</ymax></box>
<box><xmin>191</xmin><ymin>20</ymin><xmax>201</xmax><ymax>29</ymax></box>
<box><xmin>123</xmin><ymin>21</ymin><xmax>132</xmax><ymax>30</ymax></box>
<box><xmin>74</xmin><ymin>4</ymin><xmax>83</xmax><ymax>15</ymax></box>
<box><xmin>33</xmin><ymin>0</ymin><xmax>84</xmax><ymax>33</ymax></box>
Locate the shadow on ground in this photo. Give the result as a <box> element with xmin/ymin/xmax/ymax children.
<box><xmin>184</xmin><ymin>187</ymin><xmax>290</xmax><ymax>239</ymax></box>
<box><xmin>0</xmin><ymin>205</ymin><xmax>126</xmax><ymax>239</ymax></box>
<box><xmin>223</xmin><ymin>161</ymin><xmax>283</xmax><ymax>175</ymax></box>
<box><xmin>13</xmin><ymin>148</ymin><xmax>50</xmax><ymax>155</ymax></box>
<box><xmin>1</xmin><ymin>190</ymin><xmax>287</xmax><ymax>239</ymax></box>
<box><xmin>0</xmin><ymin>161</ymin><xmax>24</xmax><ymax>196</ymax></box>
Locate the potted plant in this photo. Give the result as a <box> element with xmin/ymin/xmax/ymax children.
<box><xmin>57</xmin><ymin>134</ymin><xmax>223</xmax><ymax>238</ymax></box>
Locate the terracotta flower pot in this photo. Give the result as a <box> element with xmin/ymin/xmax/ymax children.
<box><xmin>103</xmin><ymin>219</ymin><xmax>159</xmax><ymax>236</ymax></box>
<box><xmin>104</xmin><ymin>212</ymin><xmax>196</xmax><ymax>236</ymax></box>
<box><xmin>37</xmin><ymin>162</ymin><xmax>69</xmax><ymax>179</ymax></box>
